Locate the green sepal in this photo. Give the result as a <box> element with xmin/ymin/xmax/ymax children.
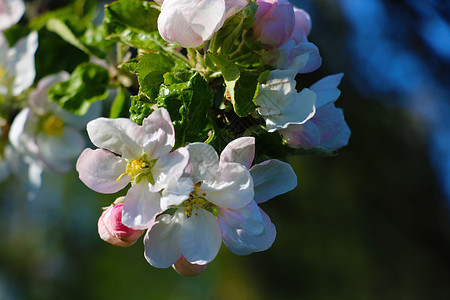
<box><xmin>48</xmin><ymin>63</ymin><xmax>109</xmax><ymax>115</ymax></box>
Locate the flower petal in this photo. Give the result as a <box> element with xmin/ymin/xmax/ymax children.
<box><xmin>144</xmin><ymin>212</ymin><xmax>182</xmax><ymax>268</ymax></box>
<box><xmin>0</xmin><ymin>0</ymin><xmax>25</xmax><ymax>30</ymax></box>
<box><xmin>250</xmin><ymin>159</ymin><xmax>297</xmax><ymax>203</ymax></box>
<box><xmin>313</xmin><ymin>103</ymin><xmax>351</xmax><ymax>151</ymax></box>
<box><xmin>151</xmin><ymin>147</ymin><xmax>190</xmax><ymax>192</ymax></box>
<box><xmin>218</xmin><ymin>200</ymin><xmax>264</xmax><ymax>237</ymax></box>
<box><xmin>160</xmin><ymin>176</ymin><xmax>194</xmax><ymax>210</ymax></box>
<box><xmin>202</xmin><ymin>162</ymin><xmax>254</xmax><ymax>209</ymax></box>
<box><xmin>180</xmin><ymin>208</ymin><xmax>222</xmax><ymax>265</ymax></box>
<box><xmin>142</xmin><ymin>108</ymin><xmax>175</xmax><ymax>159</ymax></box>
<box><xmin>222</xmin><ymin>208</ymin><xmax>276</xmax><ymax>255</ymax></box>
<box><xmin>309</xmin><ymin>73</ymin><xmax>344</xmax><ymax>108</ymax></box>
<box><xmin>7</xmin><ymin>31</ymin><xmax>38</xmax><ymax>96</ymax></box>
<box><xmin>185</xmin><ymin>143</ymin><xmax>219</xmax><ymax>183</ymax></box>
<box><xmin>220</xmin><ymin>137</ymin><xmax>255</xmax><ymax>169</ymax></box>
<box><xmin>36</xmin><ymin>127</ymin><xmax>85</xmax><ymax>173</ymax></box>
<box><xmin>280</xmin><ymin>121</ymin><xmax>321</xmax><ymax>150</ymax></box>
<box><xmin>76</xmin><ymin>148</ymin><xmax>129</xmax><ymax>193</ymax></box>
<box><xmin>122</xmin><ymin>182</ymin><xmax>162</xmax><ymax>230</ymax></box>
<box><xmin>8</xmin><ymin>107</ymin><xmax>39</xmax><ymax>157</ymax></box>
<box><xmin>28</xmin><ymin>72</ymin><xmax>70</xmax><ymax>114</ymax></box>
<box><xmin>86</xmin><ymin>117</ymin><xmax>145</xmax><ymax>158</ymax></box>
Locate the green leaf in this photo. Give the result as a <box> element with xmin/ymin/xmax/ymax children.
<box><xmin>136</xmin><ymin>52</ymin><xmax>189</xmax><ymax>101</ymax></box>
<box><xmin>48</xmin><ymin>63</ymin><xmax>109</xmax><ymax>115</ymax></box>
<box><xmin>110</xmin><ymin>87</ymin><xmax>130</xmax><ymax>118</ymax></box>
<box><xmin>206</xmin><ymin>52</ymin><xmax>257</xmax><ymax>117</ymax></box>
<box><xmin>129</xmin><ymin>94</ymin><xmax>154</xmax><ymax>125</ymax></box>
<box><xmin>104</xmin><ymin>0</ymin><xmax>174</xmax><ymax>51</ymax></box>
<box><xmin>210</xmin><ymin>1</ymin><xmax>258</xmax><ymax>55</ymax></box>
<box><xmin>46</xmin><ymin>18</ymin><xmax>113</xmax><ymax>58</ymax></box>
<box><xmin>157</xmin><ymin>72</ymin><xmax>214</xmax><ymax>147</ymax></box>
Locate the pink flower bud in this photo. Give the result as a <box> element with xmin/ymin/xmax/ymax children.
<box><xmin>291</xmin><ymin>8</ymin><xmax>312</xmax><ymax>44</ymax></box>
<box><xmin>172</xmin><ymin>255</ymin><xmax>209</xmax><ymax>277</ymax></box>
<box><xmin>98</xmin><ymin>201</ymin><xmax>144</xmax><ymax>247</ymax></box>
<box><xmin>253</xmin><ymin>0</ymin><xmax>295</xmax><ymax>48</ymax></box>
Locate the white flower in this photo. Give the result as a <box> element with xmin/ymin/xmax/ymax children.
<box><xmin>143</xmin><ymin>141</ymin><xmax>254</xmax><ymax>268</ymax></box>
<box><xmin>280</xmin><ymin>74</ymin><xmax>351</xmax><ymax>151</ymax></box>
<box><xmin>217</xmin><ymin>137</ymin><xmax>297</xmax><ymax>255</ymax></box>
<box><xmin>0</xmin><ymin>31</ymin><xmax>38</xmax><ymax>96</ymax></box>
<box><xmin>255</xmin><ymin>54</ymin><xmax>317</xmax><ymax>132</ymax></box>
<box><xmin>76</xmin><ymin>108</ymin><xmax>190</xmax><ymax>230</ymax></box>
<box><xmin>158</xmin><ymin>0</ymin><xmax>226</xmax><ymax>48</ymax></box>
<box><xmin>0</xmin><ymin>0</ymin><xmax>25</xmax><ymax>31</ymax></box>
<box><xmin>9</xmin><ymin>72</ymin><xmax>96</xmax><ymax>173</ymax></box>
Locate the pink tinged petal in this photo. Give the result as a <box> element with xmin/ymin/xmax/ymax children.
<box><xmin>122</xmin><ymin>182</ymin><xmax>162</xmax><ymax>230</ymax></box>
<box><xmin>86</xmin><ymin>118</ymin><xmax>145</xmax><ymax>158</ymax></box>
<box><xmin>280</xmin><ymin>121</ymin><xmax>321</xmax><ymax>149</ymax></box>
<box><xmin>8</xmin><ymin>108</ymin><xmax>40</xmax><ymax>156</ymax></box>
<box><xmin>76</xmin><ymin>148</ymin><xmax>129</xmax><ymax>193</ymax></box>
<box><xmin>309</xmin><ymin>73</ymin><xmax>344</xmax><ymax>108</ymax></box>
<box><xmin>36</xmin><ymin>127</ymin><xmax>85</xmax><ymax>173</ymax></box>
<box><xmin>142</xmin><ymin>108</ymin><xmax>175</xmax><ymax>159</ymax></box>
<box><xmin>202</xmin><ymin>162</ymin><xmax>254</xmax><ymax>209</ymax></box>
<box><xmin>185</xmin><ymin>143</ymin><xmax>219</xmax><ymax>182</ymax></box>
<box><xmin>158</xmin><ymin>0</ymin><xmax>226</xmax><ymax>48</ymax></box>
<box><xmin>293</xmin><ymin>8</ymin><xmax>312</xmax><ymax>37</ymax></box>
<box><xmin>98</xmin><ymin>203</ymin><xmax>144</xmax><ymax>247</ymax></box>
<box><xmin>160</xmin><ymin>176</ymin><xmax>194</xmax><ymax>210</ymax></box>
<box><xmin>173</xmin><ymin>255</ymin><xmax>208</xmax><ymax>277</ymax></box>
<box><xmin>218</xmin><ymin>200</ymin><xmax>264</xmax><ymax>237</ymax></box>
<box><xmin>0</xmin><ymin>0</ymin><xmax>25</xmax><ymax>30</ymax></box>
<box><xmin>180</xmin><ymin>208</ymin><xmax>222</xmax><ymax>265</ymax></box>
<box><xmin>151</xmin><ymin>147</ymin><xmax>190</xmax><ymax>192</ymax></box>
<box><xmin>7</xmin><ymin>31</ymin><xmax>38</xmax><ymax>96</ymax></box>
<box><xmin>220</xmin><ymin>137</ymin><xmax>255</xmax><ymax>169</ymax></box>
<box><xmin>223</xmin><ymin>208</ymin><xmax>276</xmax><ymax>255</ymax></box>
<box><xmin>29</xmin><ymin>72</ymin><xmax>69</xmax><ymax>114</ymax></box>
<box><xmin>290</xmin><ymin>42</ymin><xmax>322</xmax><ymax>74</ymax></box>
<box><xmin>250</xmin><ymin>159</ymin><xmax>297</xmax><ymax>203</ymax></box>
<box><xmin>312</xmin><ymin>104</ymin><xmax>351</xmax><ymax>151</ymax></box>
<box><xmin>144</xmin><ymin>212</ymin><xmax>182</xmax><ymax>268</ymax></box>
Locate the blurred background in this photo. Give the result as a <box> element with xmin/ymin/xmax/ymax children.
<box><xmin>1</xmin><ymin>0</ymin><xmax>449</xmax><ymax>299</ymax></box>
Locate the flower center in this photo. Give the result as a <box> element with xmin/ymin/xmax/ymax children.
<box><xmin>182</xmin><ymin>182</ymin><xmax>216</xmax><ymax>218</ymax></box>
<box><xmin>116</xmin><ymin>156</ymin><xmax>155</xmax><ymax>184</ymax></box>
<box><xmin>42</xmin><ymin>115</ymin><xmax>65</xmax><ymax>135</ymax></box>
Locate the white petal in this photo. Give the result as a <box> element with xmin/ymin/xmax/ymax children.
<box><xmin>220</xmin><ymin>137</ymin><xmax>255</xmax><ymax>169</ymax></box>
<box><xmin>309</xmin><ymin>73</ymin><xmax>344</xmax><ymax>108</ymax></box>
<box><xmin>280</xmin><ymin>121</ymin><xmax>321</xmax><ymax>150</ymax></box>
<box><xmin>222</xmin><ymin>208</ymin><xmax>276</xmax><ymax>255</ymax></box>
<box><xmin>186</xmin><ymin>142</ymin><xmax>219</xmax><ymax>183</ymax></box>
<box><xmin>160</xmin><ymin>176</ymin><xmax>194</xmax><ymax>210</ymax></box>
<box><xmin>122</xmin><ymin>182</ymin><xmax>162</xmax><ymax>229</ymax></box>
<box><xmin>151</xmin><ymin>147</ymin><xmax>189</xmax><ymax>192</ymax></box>
<box><xmin>218</xmin><ymin>200</ymin><xmax>264</xmax><ymax>237</ymax></box>
<box><xmin>202</xmin><ymin>162</ymin><xmax>254</xmax><ymax>209</ymax></box>
<box><xmin>36</xmin><ymin>127</ymin><xmax>85</xmax><ymax>173</ymax></box>
<box><xmin>250</xmin><ymin>159</ymin><xmax>297</xmax><ymax>203</ymax></box>
<box><xmin>8</xmin><ymin>108</ymin><xmax>39</xmax><ymax>157</ymax></box>
<box><xmin>180</xmin><ymin>208</ymin><xmax>222</xmax><ymax>265</ymax></box>
<box><xmin>29</xmin><ymin>72</ymin><xmax>70</xmax><ymax>114</ymax></box>
<box><xmin>86</xmin><ymin>117</ymin><xmax>145</xmax><ymax>158</ymax></box>
<box><xmin>7</xmin><ymin>31</ymin><xmax>38</xmax><ymax>96</ymax></box>
<box><xmin>76</xmin><ymin>148</ymin><xmax>129</xmax><ymax>193</ymax></box>
<box><xmin>144</xmin><ymin>212</ymin><xmax>182</xmax><ymax>268</ymax></box>
<box><xmin>142</xmin><ymin>108</ymin><xmax>175</xmax><ymax>159</ymax></box>
<box><xmin>313</xmin><ymin>104</ymin><xmax>351</xmax><ymax>151</ymax></box>
<box><xmin>0</xmin><ymin>0</ymin><xmax>25</xmax><ymax>30</ymax></box>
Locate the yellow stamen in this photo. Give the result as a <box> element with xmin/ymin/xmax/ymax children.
<box><xmin>116</xmin><ymin>158</ymin><xmax>149</xmax><ymax>182</ymax></box>
<box><xmin>42</xmin><ymin>115</ymin><xmax>65</xmax><ymax>135</ymax></box>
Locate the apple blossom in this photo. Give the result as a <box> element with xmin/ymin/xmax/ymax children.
<box><xmin>143</xmin><ymin>141</ymin><xmax>254</xmax><ymax>268</ymax></box>
<box><xmin>255</xmin><ymin>54</ymin><xmax>317</xmax><ymax>132</ymax></box>
<box><xmin>218</xmin><ymin>137</ymin><xmax>297</xmax><ymax>255</ymax></box>
<box><xmin>76</xmin><ymin>108</ymin><xmax>190</xmax><ymax>230</ymax></box>
<box><xmin>0</xmin><ymin>0</ymin><xmax>25</xmax><ymax>31</ymax></box>
<box><xmin>158</xmin><ymin>0</ymin><xmax>226</xmax><ymax>48</ymax></box>
<box><xmin>173</xmin><ymin>255</ymin><xmax>209</xmax><ymax>277</ymax></box>
<box><xmin>98</xmin><ymin>197</ymin><xmax>144</xmax><ymax>247</ymax></box>
<box><xmin>9</xmin><ymin>72</ymin><xmax>94</xmax><ymax>174</ymax></box>
<box><xmin>0</xmin><ymin>31</ymin><xmax>38</xmax><ymax>97</ymax></box>
<box><xmin>280</xmin><ymin>74</ymin><xmax>351</xmax><ymax>151</ymax></box>
<box><xmin>252</xmin><ymin>0</ymin><xmax>295</xmax><ymax>49</ymax></box>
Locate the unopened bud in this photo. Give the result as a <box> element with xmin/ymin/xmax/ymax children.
<box><xmin>98</xmin><ymin>200</ymin><xmax>144</xmax><ymax>247</ymax></box>
<box><xmin>172</xmin><ymin>255</ymin><xmax>208</xmax><ymax>277</ymax></box>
